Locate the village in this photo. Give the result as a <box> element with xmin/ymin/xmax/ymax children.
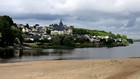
<box><xmin>17</xmin><ymin>20</ymin><xmax>124</xmax><ymax>47</ymax></box>
<box><xmin>18</xmin><ymin>20</ymin><xmax>72</xmax><ymax>42</ymax></box>
<box><xmin>0</xmin><ymin>15</ymin><xmax>132</xmax><ymax>49</ymax></box>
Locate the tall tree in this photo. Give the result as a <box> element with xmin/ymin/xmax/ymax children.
<box><xmin>0</xmin><ymin>15</ymin><xmax>22</xmax><ymax>47</ymax></box>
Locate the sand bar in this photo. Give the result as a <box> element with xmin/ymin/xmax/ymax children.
<box><xmin>0</xmin><ymin>58</ymin><xmax>140</xmax><ymax>79</ymax></box>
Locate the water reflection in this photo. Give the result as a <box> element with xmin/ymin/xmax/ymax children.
<box><xmin>0</xmin><ymin>43</ymin><xmax>140</xmax><ymax>63</ymax></box>
<box><xmin>0</xmin><ymin>49</ymin><xmax>15</xmax><ymax>58</ymax></box>
<box><xmin>22</xmin><ymin>49</ymin><xmax>73</xmax><ymax>56</ymax></box>
<box><xmin>0</xmin><ymin>49</ymin><xmax>74</xmax><ymax>63</ymax></box>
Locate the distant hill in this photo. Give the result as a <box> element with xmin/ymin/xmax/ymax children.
<box><xmin>73</xmin><ymin>28</ymin><xmax>125</xmax><ymax>38</ymax></box>
<box><xmin>133</xmin><ymin>39</ymin><xmax>140</xmax><ymax>42</ymax></box>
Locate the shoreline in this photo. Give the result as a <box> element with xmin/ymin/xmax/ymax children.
<box><xmin>23</xmin><ymin>44</ymin><xmax>127</xmax><ymax>49</ymax></box>
<box><xmin>0</xmin><ymin>42</ymin><xmax>131</xmax><ymax>50</ymax></box>
<box><xmin>0</xmin><ymin>58</ymin><xmax>140</xmax><ymax>79</ymax></box>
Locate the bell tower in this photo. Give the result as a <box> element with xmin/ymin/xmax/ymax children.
<box><xmin>59</xmin><ymin>19</ymin><xmax>63</xmax><ymax>27</ymax></box>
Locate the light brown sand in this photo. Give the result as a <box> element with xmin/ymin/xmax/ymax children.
<box><xmin>0</xmin><ymin>58</ymin><xmax>140</xmax><ymax>79</ymax></box>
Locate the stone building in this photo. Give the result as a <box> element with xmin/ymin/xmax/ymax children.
<box><xmin>50</xmin><ymin>20</ymin><xmax>72</xmax><ymax>35</ymax></box>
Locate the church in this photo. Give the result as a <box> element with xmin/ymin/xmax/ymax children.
<box><xmin>50</xmin><ymin>20</ymin><xmax>73</xmax><ymax>35</ymax></box>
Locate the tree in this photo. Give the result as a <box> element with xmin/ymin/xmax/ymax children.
<box><xmin>73</xmin><ymin>28</ymin><xmax>89</xmax><ymax>35</ymax></box>
<box><xmin>70</xmin><ymin>26</ymin><xmax>74</xmax><ymax>29</ymax></box>
<box><xmin>0</xmin><ymin>16</ymin><xmax>14</xmax><ymax>46</ymax></box>
<box><xmin>25</xmin><ymin>23</ymin><xmax>29</xmax><ymax>29</ymax></box>
<box><xmin>75</xmin><ymin>36</ymin><xmax>90</xmax><ymax>44</ymax></box>
<box><xmin>116</xmin><ymin>34</ymin><xmax>122</xmax><ymax>38</ymax></box>
<box><xmin>53</xmin><ymin>24</ymin><xmax>59</xmax><ymax>27</ymax></box>
<box><xmin>62</xmin><ymin>36</ymin><xmax>75</xmax><ymax>46</ymax></box>
<box><xmin>52</xmin><ymin>35</ymin><xmax>62</xmax><ymax>45</ymax></box>
<box><xmin>106</xmin><ymin>38</ymin><xmax>115</xmax><ymax>45</ymax></box>
<box><xmin>11</xmin><ymin>28</ymin><xmax>23</xmax><ymax>44</ymax></box>
<box><xmin>127</xmin><ymin>39</ymin><xmax>133</xmax><ymax>44</ymax></box>
<box><xmin>46</xmin><ymin>29</ymin><xmax>51</xmax><ymax>35</ymax></box>
<box><xmin>0</xmin><ymin>15</ymin><xmax>23</xmax><ymax>47</ymax></box>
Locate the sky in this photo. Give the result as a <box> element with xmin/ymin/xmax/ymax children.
<box><xmin>0</xmin><ymin>0</ymin><xmax>140</xmax><ymax>39</ymax></box>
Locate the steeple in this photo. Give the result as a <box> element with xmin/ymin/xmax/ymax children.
<box><xmin>59</xmin><ymin>19</ymin><xmax>63</xmax><ymax>27</ymax></box>
<box><xmin>52</xmin><ymin>19</ymin><xmax>65</xmax><ymax>31</ymax></box>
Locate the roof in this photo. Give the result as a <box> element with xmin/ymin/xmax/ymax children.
<box><xmin>52</xmin><ymin>20</ymin><xmax>66</xmax><ymax>31</ymax></box>
<box><xmin>53</xmin><ymin>26</ymin><xmax>65</xmax><ymax>31</ymax></box>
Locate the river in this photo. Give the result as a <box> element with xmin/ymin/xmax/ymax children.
<box><xmin>0</xmin><ymin>42</ymin><xmax>140</xmax><ymax>63</ymax></box>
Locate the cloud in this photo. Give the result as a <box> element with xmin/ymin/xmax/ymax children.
<box><xmin>1</xmin><ymin>0</ymin><xmax>140</xmax><ymax>38</ymax></box>
<box><xmin>125</xmin><ymin>17</ymin><xmax>137</xmax><ymax>27</ymax></box>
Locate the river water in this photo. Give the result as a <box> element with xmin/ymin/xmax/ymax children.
<box><xmin>0</xmin><ymin>42</ymin><xmax>140</xmax><ymax>63</ymax></box>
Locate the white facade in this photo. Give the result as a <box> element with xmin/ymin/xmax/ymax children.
<box><xmin>51</xmin><ymin>29</ymin><xmax>72</xmax><ymax>35</ymax></box>
<box><xmin>50</xmin><ymin>20</ymin><xmax>73</xmax><ymax>35</ymax></box>
<box><xmin>22</xmin><ymin>27</ymin><xmax>29</xmax><ymax>33</ymax></box>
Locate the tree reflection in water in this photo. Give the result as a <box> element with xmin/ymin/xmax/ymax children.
<box><xmin>0</xmin><ymin>49</ymin><xmax>73</xmax><ymax>59</ymax></box>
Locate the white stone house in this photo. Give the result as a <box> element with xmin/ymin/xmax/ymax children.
<box><xmin>22</xmin><ymin>27</ymin><xmax>29</xmax><ymax>33</ymax></box>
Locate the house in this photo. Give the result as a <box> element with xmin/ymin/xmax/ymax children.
<box><xmin>40</xmin><ymin>34</ymin><xmax>52</xmax><ymax>40</ymax></box>
<box><xmin>37</xmin><ymin>26</ymin><xmax>46</xmax><ymax>34</ymax></box>
<box><xmin>16</xmin><ymin>24</ymin><xmax>29</xmax><ymax>33</ymax></box>
<box><xmin>23</xmin><ymin>33</ymin><xmax>41</xmax><ymax>41</ymax></box>
<box><xmin>29</xmin><ymin>27</ymin><xmax>37</xmax><ymax>33</ymax></box>
<box><xmin>22</xmin><ymin>27</ymin><xmax>29</xmax><ymax>33</ymax></box>
<box><xmin>50</xmin><ymin>20</ymin><xmax>73</xmax><ymax>35</ymax></box>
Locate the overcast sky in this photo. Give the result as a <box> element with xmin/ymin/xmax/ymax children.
<box><xmin>0</xmin><ymin>0</ymin><xmax>140</xmax><ymax>39</ymax></box>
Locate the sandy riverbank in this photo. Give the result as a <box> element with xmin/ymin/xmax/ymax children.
<box><xmin>0</xmin><ymin>58</ymin><xmax>140</xmax><ymax>79</ymax></box>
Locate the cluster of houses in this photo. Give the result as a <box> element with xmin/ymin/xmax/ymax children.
<box><xmin>17</xmin><ymin>20</ymin><xmax>122</xmax><ymax>44</ymax></box>
<box><xmin>17</xmin><ymin>20</ymin><xmax>73</xmax><ymax>42</ymax></box>
<box><xmin>84</xmin><ymin>35</ymin><xmax>122</xmax><ymax>44</ymax></box>
<box><xmin>84</xmin><ymin>35</ymin><xmax>109</xmax><ymax>42</ymax></box>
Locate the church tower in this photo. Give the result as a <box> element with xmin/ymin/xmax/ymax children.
<box><xmin>59</xmin><ymin>19</ymin><xmax>64</xmax><ymax>27</ymax></box>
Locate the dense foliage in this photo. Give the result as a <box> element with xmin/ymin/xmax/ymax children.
<box><xmin>73</xmin><ymin>28</ymin><xmax>112</xmax><ymax>36</ymax></box>
<box><xmin>0</xmin><ymin>15</ymin><xmax>23</xmax><ymax>47</ymax></box>
<box><xmin>52</xmin><ymin>35</ymin><xmax>75</xmax><ymax>46</ymax></box>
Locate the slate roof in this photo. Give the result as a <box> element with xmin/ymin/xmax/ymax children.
<box><xmin>53</xmin><ymin>26</ymin><xmax>65</xmax><ymax>31</ymax></box>
<box><xmin>52</xmin><ymin>20</ymin><xmax>66</xmax><ymax>31</ymax></box>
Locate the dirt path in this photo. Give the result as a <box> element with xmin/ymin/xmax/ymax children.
<box><xmin>0</xmin><ymin>58</ymin><xmax>140</xmax><ymax>79</ymax></box>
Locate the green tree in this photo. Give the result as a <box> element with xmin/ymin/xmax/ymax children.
<box><xmin>106</xmin><ymin>38</ymin><xmax>115</xmax><ymax>45</ymax></box>
<box><xmin>50</xmin><ymin>23</ymin><xmax>59</xmax><ymax>27</ymax></box>
<box><xmin>11</xmin><ymin>28</ymin><xmax>23</xmax><ymax>44</ymax></box>
<box><xmin>62</xmin><ymin>36</ymin><xmax>75</xmax><ymax>46</ymax></box>
<box><xmin>25</xmin><ymin>23</ymin><xmax>29</xmax><ymax>29</ymax></box>
<box><xmin>46</xmin><ymin>29</ymin><xmax>51</xmax><ymax>35</ymax></box>
<box><xmin>0</xmin><ymin>15</ymin><xmax>23</xmax><ymax>46</ymax></box>
<box><xmin>73</xmin><ymin>28</ymin><xmax>89</xmax><ymax>35</ymax></box>
<box><xmin>127</xmin><ymin>39</ymin><xmax>133</xmax><ymax>44</ymax></box>
<box><xmin>0</xmin><ymin>16</ymin><xmax>13</xmax><ymax>46</ymax></box>
<box><xmin>75</xmin><ymin>37</ymin><xmax>90</xmax><ymax>44</ymax></box>
<box><xmin>52</xmin><ymin>35</ymin><xmax>62</xmax><ymax>45</ymax></box>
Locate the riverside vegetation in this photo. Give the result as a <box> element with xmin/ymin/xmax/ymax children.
<box><xmin>0</xmin><ymin>15</ymin><xmax>133</xmax><ymax>49</ymax></box>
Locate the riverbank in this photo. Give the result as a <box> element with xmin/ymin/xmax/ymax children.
<box><xmin>0</xmin><ymin>58</ymin><xmax>140</xmax><ymax>79</ymax></box>
<box><xmin>23</xmin><ymin>42</ymin><xmax>127</xmax><ymax>49</ymax></box>
<box><xmin>0</xmin><ymin>42</ymin><xmax>129</xmax><ymax>50</ymax></box>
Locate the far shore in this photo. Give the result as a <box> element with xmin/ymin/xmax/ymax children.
<box><xmin>0</xmin><ymin>58</ymin><xmax>140</xmax><ymax>79</ymax></box>
<box><xmin>21</xmin><ymin>42</ymin><xmax>127</xmax><ymax>50</ymax></box>
<box><xmin>0</xmin><ymin>42</ymin><xmax>131</xmax><ymax>50</ymax></box>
